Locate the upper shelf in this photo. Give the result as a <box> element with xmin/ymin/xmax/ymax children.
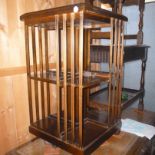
<box><xmin>20</xmin><ymin>3</ymin><xmax>127</xmax><ymax>26</ymax></box>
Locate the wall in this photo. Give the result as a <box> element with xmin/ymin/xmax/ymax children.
<box><xmin>0</xmin><ymin>0</ymin><xmax>55</xmax><ymax>155</ymax></box>
<box><xmin>143</xmin><ymin>2</ymin><xmax>155</xmax><ymax>111</ymax></box>
<box><xmin>123</xmin><ymin>2</ymin><xmax>155</xmax><ymax>111</ymax></box>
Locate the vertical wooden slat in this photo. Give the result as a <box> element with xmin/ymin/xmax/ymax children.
<box><xmin>113</xmin><ymin>19</ymin><xmax>118</xmax><ymax>122</ymax></box>
<box><xmin>116</xmin><ymin>0</ymin><xmax>123</xmax><ymax>119</ymax></box>
<box><xmin>44</xmin><ymin>29</ymin><xmax>51</xmax><ymax>116</ymax></box>
<box><xmin>118</xmin><ymin>21</ymin><xmax>124</xmax><ymax>117</ymax></box>
<box><xmin>75</xmin><ymin>28</ymin><xmax>79</xmax><ymax>72</ymax></box>
<box><xmin>79</xmin><ymin>11</ymin><xmax>84</xmax><ymax>146</ymax></box>
<box><xmin>70</xmin><ymin>12</ymin><xmax>75</xmax><ymax>142</ymax></box>
<box><xmin>55</xmin><ymin>15</ymin><xmax>61</xmax><ymax>137</ymax></box>
<box><xmin>84</xmin><ymin>30</ymin><xmax>91</xmax><ymax>70</ymax></box>
<box><xmin>31</xmin><ymin>26</ymin><xmax>39</xmax><ymax>121</ymax></box>
<box><xmin>63</xmin><ymin>13</ymin><xmax>68</xmax><ymax>141</ymax></box>
<box><xmin>25</xmin><ymin>24</ymin><xmax>33</xmax><ymax>123</ymax></box>
<box><xmin>38</xmin><ymin>27</ymin><xmax>45</xmax><ymax>119</ymax></box>
<box><xmin>84</xmin><ymin>29</ymin><xmax>91</xmax><ymax>113</ymax></box>
<box><xmin>116</xmin><ymin>20</ymin><xmax>121</xmax><ymax>119</ymax></box>
<box><xmin>108</xmin><ymin>18</ymin><xmax>114</xmax><ymax>125</ymax></box>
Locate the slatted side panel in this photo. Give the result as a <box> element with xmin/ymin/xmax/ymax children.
<box><xmin>25</xmin><ymin>24</ymin><xmax>59</xmax><ymax>126</ymax></box>
<box><xmin>108</xmin><ymin>18</ymin><xmax>124</xmax><ymax>125</ymax></box>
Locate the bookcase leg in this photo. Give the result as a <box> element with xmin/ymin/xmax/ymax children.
<box><xmin>138</xmin><ymin>97</ymin><xmax>144</xmax><ymax>111</ymax></box>
<box><xmin>138</xmin><ymin>59</ymin><xmax>146</xmax><ymax>111</ymax></box>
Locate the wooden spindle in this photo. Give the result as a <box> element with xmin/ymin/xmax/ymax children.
<box><xmin>63</xmin><ymin>14</ymin><xmax>68</xmax><ymax>141</ymax></box>
<box><xmin>70</xmin><ymin>12</ymin><xmax>75</xmax><ymax>142</ymax></box>
<box><xmin>25</xmin><ymin>24</ymin><xmax>33</xmax><ymax>123</ymax></box>
<box><xmin>79</xmin><ymin>11</ymin><xmax>84</xmax><ymax>146</ymax></box>
<box><xmin>55</xmin><ymin>15</ymin><xmax>61</xmax><ymax>137</ymax></box>
<box><xmin>116</xmin><ymin>20</ymin><xmax>122</xmax><ymax>117</ymax></box>
<box><xmin>38</xmin><ymin>27</ymin><xmax>45</xmax><ymax>119</ymax></box>
<box><xmin>119</xmin><ymin>21</ymin><xmax>124</xmax><ymax>116</ymax></box>
<box><xmin>32</xmin><ymin>26</ymin><xmax>39</xmax><ymax>121</ymax></box>
<box><xmin>108</xmin><ymin>18</ymin><xmax>114</xmax><ymax>125</ymax></box>
<box><xmin>84</xmin><ymin>29</ymin><xmax>91</xmax><ymax>113</ymax></box>
<box><xmin>112</xmin><ymin>19</ymin><xmax>118</xmax><ymax>122</ymax></box>
<box><xmin>44</xmin><ymin>29</ymin><xmax>51</xmax><ymax>116</ymax></box>
<box><xmin>114</xmin><ymin>19</ymin><xmax>121</xmax><ymax>119</ymax></box>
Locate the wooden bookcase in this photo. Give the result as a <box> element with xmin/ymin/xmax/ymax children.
<box><xmin>20</xmin><ymin>1</ymin><xmax>127</xmax><ymax>155</ymax></box>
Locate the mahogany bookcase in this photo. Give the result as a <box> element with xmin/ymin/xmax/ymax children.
<box><xmin>20</xmin><ymin>1</ymin><xmax>127</xmax><ymax>155</ymax></box>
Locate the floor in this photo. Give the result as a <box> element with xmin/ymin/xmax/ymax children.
<box><xmin>6</xmin><ymin>108</ymin><xmax>155</xmax><ymax>155</ymax></box>
<box><xmin>6</xmin><ymin>132</ymin><xmax>145</xmax><ymax>155</ymax></box>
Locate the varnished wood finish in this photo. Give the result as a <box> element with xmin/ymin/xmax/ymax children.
<box><xmin>55</xmin><ymin>15</ymin><xmax>61</xmax><ymax>137</ymax></box>
<box><xmin>70</xmin><ymin>13</ymin><xmax>75</xmax><ymax>143</ymax></box>
<box><xmin>91</xmin><ymin>32</ymin><xmax>137</xmax><ymax>40</ymax></box>
<box><xmin>38</xmin><ymin>27</ymin><xmax>45</xmax><ymax>119</ymax></box>
<box><xmin>29</xmin><ymin>118</ymin><xmax>120</xmax><ymax>155</ymax></box>
<box><xmin>63</xmin><ymin>14</ymin><xmax>68</xmax><ymax>141</ymax></box>
<box><xmin>108</xmin><ymin>18</ymin><xmax>114</xmax><ymax>125</ymax></box>
<box><xmin>91</xmin><ymin>31</ymin><xmax>110</xmax><ymax>39</ymax></box>
<box><xmin>20</xmin><ymin>3</ymin><xmax>127</xmax><ymax>24</ymax></box>
<box><xmin>44</xmin><ymin>29</ymin><xmax>51</xmax><ymax>116</ymax></box>
<box><xmin>21</xmin><ymin>2</ymin><xmax>127</xmax><ymax>155</ymax></box>
<box><xmin>119</xmin><ymin>20</ymin><xmax>124</xmax><ymax>115</ymax></box>
<box><xmin>25</xmin><ymin>25</ymin><xmax>33</xmax><ymax>123</ymax></box>
<box><xmin>31</xmin><ymin>26</ymin><xmax>40</xmax><ymax>121</ymax></box>
<box><xmin>79</xmin><ymin>11</ymin><xmax>84</xmax><ymax>147</ymax></box>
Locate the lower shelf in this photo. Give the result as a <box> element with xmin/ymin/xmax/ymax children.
<box><xmin>29</xmin><ymin>115</ymin><xmax>120</xmax><ymax>155</ymax></box>
<box><xmin>89</xmin><ymin>88</ymin><xmax>143</xmax><ymax>111</ymax></box>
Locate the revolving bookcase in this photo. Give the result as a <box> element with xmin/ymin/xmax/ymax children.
<box><xmin>20</xmin><ymin>1</ymin><xmax>127</xmax><ymax>155</ymax></box>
